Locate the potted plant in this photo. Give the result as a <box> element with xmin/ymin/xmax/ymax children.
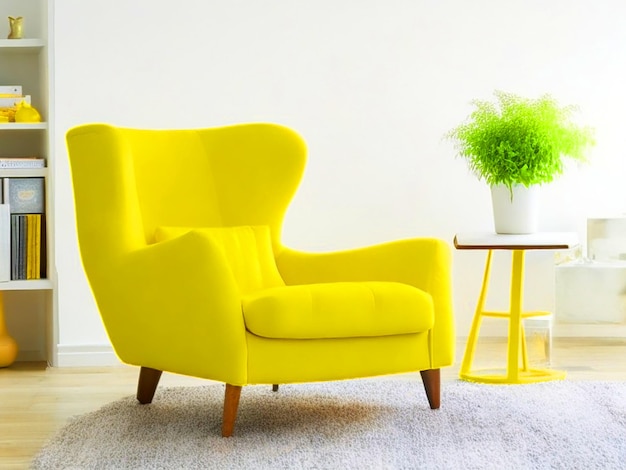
<box><xmin>445</xmin><ymin>90</ymin><xmax>595</xmax><ymax>234</ymax></box>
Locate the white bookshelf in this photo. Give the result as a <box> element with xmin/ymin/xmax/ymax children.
<box><xmin>0</xmin><ymin>0</ymin><xmax>56</xmax><ymax>364</ymax></box>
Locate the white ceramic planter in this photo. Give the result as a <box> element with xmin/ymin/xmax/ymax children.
<box><xmin>490</xmin><ymin>184</ymin><xmax>539</xmax><ymax>234</ymax></box>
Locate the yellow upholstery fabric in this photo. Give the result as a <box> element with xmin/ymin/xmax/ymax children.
<box><xmin>243</xmin><ymin>282</ymin><xmax>433</xmax><ymax>339</ymax></box>
<box><xmin>154</xmin><ymin>225</ymin><xmax>284</xmax><ymax>294</ymax></box>
<box><xmin>65</xmin><ymin>122</ymin><xmax>455</xmax><ymax>390</ymax></box>
<box><xmin>276</xmin><ymin>238</ymin><xmax>456</xmax><ymax>368</ymax></box>
<box><xmin>246</xmin><ymin>332</ymin><xmax>432</xmax><ymax>384</ymax></box>
<box><xmin>155</xmin><ymin>225</ymin><xmax>434</xmax><ymax>340</ymax></box>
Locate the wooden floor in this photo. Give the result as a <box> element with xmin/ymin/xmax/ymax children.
<box><xmin>1</xmin><ymin>337</ymin><xmax>625</xmax><ymax>469</ymax></box>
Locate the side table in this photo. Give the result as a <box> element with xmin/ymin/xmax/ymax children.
<box><xmin>454</xmin><ymin>232</ymin><xmax>579</xmax><ymax>384</ymax></box>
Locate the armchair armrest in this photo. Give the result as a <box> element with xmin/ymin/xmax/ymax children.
<box><xmin>96</xmin><ymin>230</ymin><xmax>248</xmax><ymax>384</ymax></box>
<box><xmin>275</xmin><ymin>238</ymin><xmax>455</xmax><ymax>368</ymax></box>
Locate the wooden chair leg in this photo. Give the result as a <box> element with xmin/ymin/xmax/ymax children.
<box><xmin>222</xmin><ymin>384</ymin><xmax>242</xmax><ymax>437</ymax></box>
<box><xmin>420</xmin><ymin>368</ymin><xmax>441</xmax><ymax>409</ymax></box>
<box><xmin>272</xmin><ymin>384</ymin><xmax>279</xmax><ymax>392</ymax></box>
<box><xmin>136</xmin><ymin>367</ymin><xmax>163</xmax><ymax>404</ymax></box>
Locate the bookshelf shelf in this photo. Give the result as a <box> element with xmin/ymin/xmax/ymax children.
<box><xmin>0</xmin><ymin>38</ymin><xmax>45</xmax><ymax>48</ymax></box>
<box><xmin>0</xmin><ymin>39</ymin><xmax>45</xmax><ymax>54</ymax></box>
<box><xmin>0</xmin><ymin>279</ymin><xmax>53</xmax><ymax>291</ymax></box>
<box><xmin>0</xmin><ymin>168</ymin><xmax>48</xmax><ymax>178</ymax></box>
<box><xmin>0</xmin><ymin>123</ymin><xmax>48</xmax><ymax>130</ymax></box>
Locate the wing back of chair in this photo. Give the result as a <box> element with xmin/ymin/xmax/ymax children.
<box><xmin>67</xmin><ymin>122</ymin><xmax>306</xmax><ymax>255</ymax></box>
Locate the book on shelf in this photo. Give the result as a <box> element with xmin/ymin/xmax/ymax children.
<box><xmin>0</xmin><ymin>85</ymin><xmax>23</xmax><ymax>96</ymax></box>
<box><xmin>3</xmin><ymin>177</ymin><xmax>45</xmax><ymax>213</ymax></box>
<box><xmin>10</xmin><ymin>214</ymin><xmax>17</xmax><ymax>280</ymax></box>
<box><xmin>10</xmin><ymin>214</ymin><xmax>22</xmax><ymax>280</ymax></box>
<box><xmin>26</xmin><ymin>214</ymin><xmax>33</xmax><ymax>279</ymax></box>
<box><xmin>33</xmin><ymin>213</ymin><xmax>42</xmax><ymax>279</ymax></box>
<box><xmin>9</xmin><ymin>213</ymin><xmax>43</xmax><ymax>280</ymax></box>
<box><xmin>0</xmin><ymin>204</ymin><xmax>9</xmax><ymax>282</ymax></box>
<box><xmin>0</xmin><ymin>157</ymin><xmax>46</xmax><ymax>169</ymax></box>
<box><xmin>25</xmin><ymin>214</ymin><xmax>42</xmax><ymax>280</ymax></box>
<box><xmin>18</xmin><ymin>214</ymin><xmax>25</xmax><ymax>279</ymax></box>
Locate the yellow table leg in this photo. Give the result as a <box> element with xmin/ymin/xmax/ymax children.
<box><xmin>460</xmin><ymin>249</ymin><xmax>566</xmax><ymax>384</ymax></box>
<box><xmin>512</xmin><ymin>251</ymin><xmax>530</xmax><ymax>373</ymax></box>
<box><xmin>507</xmin><ymin>250</ymin><xmax>524</xmax><ymax>382</ymax></box>
<box><xmin>460</xmin><ymin>250</ymin><xmax>493</xmax><ymax>378</ymax></box>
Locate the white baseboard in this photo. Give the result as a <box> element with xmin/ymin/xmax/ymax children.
<box><xmin>55</xmin><ymin>344</ymin><xmax>121</xmax><ymax>367</ymax></box>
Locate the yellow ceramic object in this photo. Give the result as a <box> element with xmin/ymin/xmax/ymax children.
<box><xmin>8</xmin><ymin>16</ymin><xmax>23</xmax><ymax>39</ymax></box>
<box><xmin>15</xmin><ymin>100</ymin><xmax>41</xmax><ymax>123</ymax></box>
<box><xmin>0</xmin><ymin>335</ymin><xmax>18</xmax><ymax>367</ymax></box>
<box><xmin>0</xmin><ymin>293</ymin><xmax>18</xmax><ymax>368</ymax></box>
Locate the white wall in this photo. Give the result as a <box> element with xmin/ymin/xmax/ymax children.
<box><xmin>53</xmin><ymin>0</ymin><xmax>626</xmax><ymax>363</ymax></box>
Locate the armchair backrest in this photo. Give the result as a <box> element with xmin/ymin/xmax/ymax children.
<box><xmin>66</xmin><ymin>122</ymin><xmax>307</xmax><ymax>280</ymax></box>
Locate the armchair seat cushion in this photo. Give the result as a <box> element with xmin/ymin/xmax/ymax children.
<box><xmin>242</xmin><ymin>281</ymin><xmax>434</xmax><ymax>339</ymax></box>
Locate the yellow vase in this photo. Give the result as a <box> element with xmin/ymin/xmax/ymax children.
<box><xmin>15</xmin><ymin>100</ymin><xmax>41</xmax><ymax>123</ymax></box>
<box><xmin>0</xmin><ymin>293</ymin><xmax>18</xmax><ymax>368</ymax></box>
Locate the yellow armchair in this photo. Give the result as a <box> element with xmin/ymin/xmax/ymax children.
<box><xmin>65</xmin><ymin>122</ymin><xmax>455</xmax><ymax>437</ymax></box>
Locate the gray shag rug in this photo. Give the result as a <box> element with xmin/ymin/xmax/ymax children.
<box><xmin>31</xmin><ymin>379</ymin><xmax>626</xmax><ymax>469</ymax></box>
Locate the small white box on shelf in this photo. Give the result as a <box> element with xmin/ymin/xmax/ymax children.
<box><xmin>0</xmin><ymin>85</ymin><xmax>22</xmax><ymax>95</ymax></box>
